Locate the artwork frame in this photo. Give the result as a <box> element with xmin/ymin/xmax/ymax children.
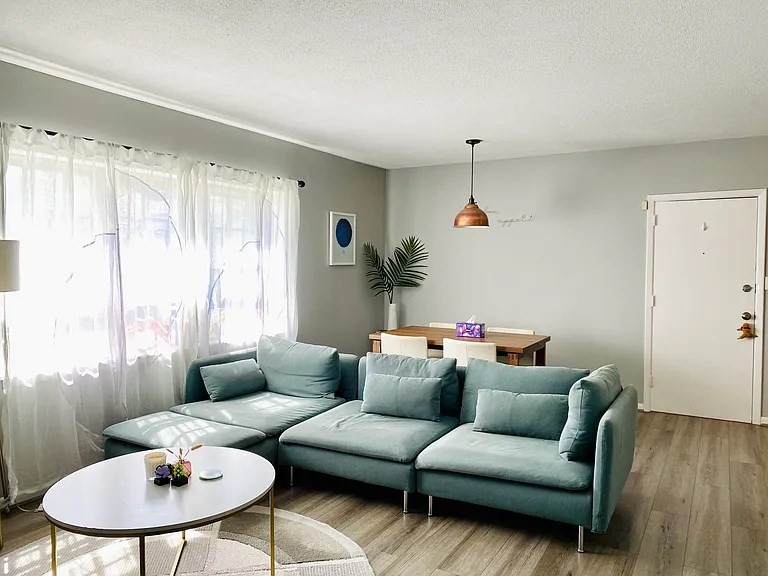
<box><xmin>329</xmin><ymin>211</ymin><xmax>356</xmax><ymax>266</ymax></box>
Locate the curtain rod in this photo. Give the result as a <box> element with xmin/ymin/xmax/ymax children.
<box><xmin>17</xmin><ymin>125</ymin><xmax>306</xmax><ymax>188</ymax></box>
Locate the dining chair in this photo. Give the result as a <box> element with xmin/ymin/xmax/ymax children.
<box><xmin>380</xmin><ymin>333</ymin><xmax>429</xmax><ymax>359</ymax></box>
<box><xmin>487</xmin><ymin>327</ymin><xmax>535</xmax><ymax>335</ymax></box>
<box><xmin>426</xmin><ymin>323</ymin><xmax>454</xmax><ymax>357</ymax></box>
<box><xmin>442</xmin><ymin>338</ymin><xmax>497</xmax><ymax>367</ymax></box>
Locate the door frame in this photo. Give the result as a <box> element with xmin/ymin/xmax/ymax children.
<box><xmin>644</xmin><ymin>189</ymin><xmax>767</xmax><ymax>425</ymax></box>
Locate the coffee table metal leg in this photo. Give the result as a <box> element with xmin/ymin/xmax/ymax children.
<box><xmin>139</xmin><ymin>535</ymin><xmax>146</xmax><ymax>576</ymax></box>
<box><xmin>169</xmin><ymin>530</ymin><xmax>187</xmax><ymax>576</ymax></box>
<box><xmin>50</xmin><ymin>525</ymin><xmax>57</xmax><ymax>576</ymax></box>
<box><xmin>270</xmin><ymin>486</ymin><xmax>275</xmax><ymax>576</ymax></box>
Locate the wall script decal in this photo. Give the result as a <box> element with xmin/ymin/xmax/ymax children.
<box><xmin>482</xmin><ymin>207</ymin><xmax>535</xmax><ymax>227</ymax></box>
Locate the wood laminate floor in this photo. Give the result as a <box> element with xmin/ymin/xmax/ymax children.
<box><xmin>2</xmin><ymin>412</ymin><xmax>767</xmax><ymax>575</ymax></box>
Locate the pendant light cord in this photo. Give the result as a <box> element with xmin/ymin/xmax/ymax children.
<box><xmin>469</xmin><ymin>142</ymin><xmax>475</xmax><ymax>203</ymax></box>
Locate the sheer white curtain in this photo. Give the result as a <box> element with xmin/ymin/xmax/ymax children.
<box><xmin>0</xmin><ymin>124</ymin><xmax>299</xmax><ymax>502</ymax></box>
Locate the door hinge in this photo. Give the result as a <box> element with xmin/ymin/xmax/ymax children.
<box><xmin>649</xmin><ymin>375</ymin><xmax>654</xmax><ymax>388</ymax></box>
<box><xmin>651</xmin><ymin>295</ymin><xmax>656</xmax><ymax>307</ymax></box>
<box><xmin>653</xmin><ymin>214</ymin><xmax>658</xmax><ymax>226</ymax></box>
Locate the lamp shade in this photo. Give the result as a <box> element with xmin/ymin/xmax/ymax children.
<box><xmin>454</xmin><ymin>201</ymin><xmax>490</xmax><ymax>228</ymax></box>
<box><xmin>0</xmin><ymin>240</ymin><xmax>20</xmax><ymax>292</ymax></box>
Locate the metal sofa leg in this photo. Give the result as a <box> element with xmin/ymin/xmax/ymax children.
<box><xmin>428</xmin><ymin>495</ymin><xmax>433</xmax><ymax>517</ymax></box>
<box><xmin>403</xmin><ymin>491</ymin><xmax>409</xmax><ymax>514</ymax></box>
<box><xmin>289</xmin><ymin>466</ymin><xmax>294</xmax><ymax>487</ymax></box>
<box><xmin>577</xmin><ymin>526</ymin><xmax>585</xmax><ymax>553</ymax></box>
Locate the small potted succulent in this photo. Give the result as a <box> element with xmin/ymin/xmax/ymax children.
<box><xmin>170</xmin><ymin>460</ymin><xmax>190</xmax><ymax>487</ymax></box>
<box><xmin>153</xmin><ymin>464</ymin><xmax>172</xmax><ymax>486</ymax></box>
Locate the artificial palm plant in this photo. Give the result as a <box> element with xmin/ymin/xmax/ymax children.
<box><xmin>362</xmin><ymin>236</ymin><xmax>429</xmax><ymax>304</ymax></box>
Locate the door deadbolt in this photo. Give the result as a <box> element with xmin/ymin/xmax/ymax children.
<box><xmin>743</xmin><ymin>312</ymin><xmax>753</xmax><ymax>320</ymax></box>
<box><xmin>743</xmin><ymin>284</ymin><xmax>754</xmax><ymax>292</ymax></box>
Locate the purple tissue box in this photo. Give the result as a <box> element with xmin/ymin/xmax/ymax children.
<box><xmin>455</xmin><ymin>322</ymin><xmax>486</xmax><ymax>338</ymax></box>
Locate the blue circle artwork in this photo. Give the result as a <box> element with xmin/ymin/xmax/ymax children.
<box><xmin>335</xmin><ymin>218</ymin><xmax>353</xmax><ymax>248</ymax></box>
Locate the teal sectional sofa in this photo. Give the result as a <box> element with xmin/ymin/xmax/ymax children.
<box><xmin>102</xmin><ymin>337</ymin><xmax>637</xmax><ymax>553</ymax></box>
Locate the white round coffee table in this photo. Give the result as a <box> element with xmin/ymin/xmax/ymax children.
<box><xmin>43</xmin><ymin>446</ymin><xmax>276</xmax><ymax>576</ymax></box>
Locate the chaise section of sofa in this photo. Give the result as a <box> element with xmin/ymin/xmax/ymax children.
<box><xmin>103</xmin><ymin>411</ymin><xmax>269</xmax><ymax>459</ymax></box>
<box><xmin>102</xmin><ymin>339</ymin><xmax>360</xmax><ymax>464</ymax></box>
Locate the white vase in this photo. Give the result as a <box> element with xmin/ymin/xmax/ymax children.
<box><xmin>387</xmin><ymin>303</ymin><xmax>398</xmax><ymax>330</ymax></box>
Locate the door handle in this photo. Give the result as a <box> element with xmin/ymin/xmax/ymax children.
<box><xmin>742</xmin><ymin>312</ymin><xmax>753</xmax><ymax>320</ymax></box>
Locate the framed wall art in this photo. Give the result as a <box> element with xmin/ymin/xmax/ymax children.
<box><xmin>329</xmin><ymin>211</ymin><xmax>356</xmax><ymax>266</ymax></box>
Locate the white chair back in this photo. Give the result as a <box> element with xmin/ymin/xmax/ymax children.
<box><xmin>429</xmin><ymin>322</ymin><xmax>455</xmax><ymax>329</ymax></box>
<box><xmin>442</xmin><ymin>338</ymin><xmax>497</xmax><ymax>367</ymax></box>
<box><xmin>380</xmin><ymin>333</ymin><xmax>429</xmax><ymax>359</ymax></box>
<box><xmin>487</xmin><ymin>327</ymin><xmax>535</xmax><ymax>335</ymax></box>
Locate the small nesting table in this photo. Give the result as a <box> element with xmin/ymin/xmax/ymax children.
<box><xmin>43</xmin><ymin>446</ymin><xmax>276</xmax><ymax>576</ymax></box>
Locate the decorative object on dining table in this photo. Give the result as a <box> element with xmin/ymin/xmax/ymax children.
<box><xmin>144</xmin><ymin>451</ymin><xmax>167</xmax><ymax>480</ymax></box>
<box><xmin>363</xmin><ymin>236</ymin><xmax>429</xmax><ymax>330</ymax></box>
<box><xmin>329</xmin><ymin>211</ymin><xmax>357</xmax><ymax>265</ymax></box>
<box><xmin>454</xmin><ymin>139</ymin><xmax>490</xmax><ymax>228</ymax></box>
<box><xmin>456</xmin><ymin>315</ymin><xmax>486</xmax><ymax>338</ymax></box>
<box><xmin>166</xmin><ymin>444</ymin><xmax>203</xmax><ymax>487</ymax></box>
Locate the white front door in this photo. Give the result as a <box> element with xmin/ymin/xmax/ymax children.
<box><xmin>648</xmin><ymin>196</ymin><xmax>761</xmax><ymax>422</ymax></box>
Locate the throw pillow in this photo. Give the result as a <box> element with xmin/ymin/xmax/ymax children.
<box><xmin>361</xmin><ymin>373</ymin><xmax>442</xmax><ymax>421</ymax></box>
<box><xmin>460</xmin><ymin>359</ymin><xmax>590</xmax><ymax>423</ymax></box>
<box><xmin>365</xmin><ymin>352</ymin><xmax>459</xmax><ymax>415</ymax></box>
<box><xmin>473</xmin><ymin>389</ymin><xmax>569</xmax><ymax>440</ymax></box>
<box><xmin>559</xmin><ymin>364</ymin><xmax>623</xmax><ymax>461</ymax></box>
<box><xmin>200</xmin><ymin>359</ymin><xmax>266</xmax><ymax>402</ymax></box>
<box><xmin>258</xmin><ymin>335</ymin><xmax>340</xmax><ymax>398</ymax></box>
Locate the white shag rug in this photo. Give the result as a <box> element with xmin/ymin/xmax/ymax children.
<box><xmin>1</xmin><ymin>506</ymin><xmax>375</xmax><ymax>576</ymax></box>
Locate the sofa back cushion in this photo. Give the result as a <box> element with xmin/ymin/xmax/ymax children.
<box><xmin>361</xmin><ymin>373</ymin><xmax>442</xmax><ymax>421</ymax></box>
<box><xmin>559</xmin><ymin>364</ymin><xmax>623</xmax><ymax>461</ymax></box>
<box><xmin>461</xmin><ymin>359</ymin><xmax>589</xmax><ymax>423</ymax></box>
<box><xmin>473</xmin><ymin>390</ymin><xmax>569</xmax><ymax>440</ymax></box>
<box><xmin>364</xmin><ymin>352</ymin><xmax>460</xmax><ymax>415</ymax></box>
<box><xmin>257</xmin><ymin>335</ymin><xmax>340</xmax><ymax>398</ymax></box>
<box><xmin>200</xmin><ymin>358</ymin><xmax>266</xmax><ymax>401</ymax></box>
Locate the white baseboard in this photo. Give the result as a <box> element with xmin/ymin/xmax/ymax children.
<box><xmin>638</xmin><ymin>405</ymin><xmax>767</xmax><ymax>424</ymax></box>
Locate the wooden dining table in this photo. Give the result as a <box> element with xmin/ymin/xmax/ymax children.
<box><xmin>368</xmin><ymin>326</ymin><xmax>550</xmax><ymax>366</ymax></box>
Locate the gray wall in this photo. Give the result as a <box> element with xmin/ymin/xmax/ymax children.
<box><xmin>0</xmin><ymin>62</ymin><xmax>385</xmax><ymax>355</ymax></box>
<box><xmin>386</xmin><ymin>137</ymin><xmax>768</xmax><ymax>415</ymax></box>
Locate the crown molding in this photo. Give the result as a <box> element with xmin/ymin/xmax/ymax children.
<box><xmin>0</xmin><ymin>47</ymin><xmax>337</xmax><ymax>158</ymax></box>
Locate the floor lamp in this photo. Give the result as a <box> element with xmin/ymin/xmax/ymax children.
<box><xmin>0</xmin><ymin>239</ymin><xmax>20</xmax><ymax>550</ymax></box>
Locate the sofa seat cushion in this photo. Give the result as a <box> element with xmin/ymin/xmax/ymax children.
<box><xmin>103</xmin><ymin>411</ymin><xmax>266</xmax><ymax>450</ymax></box>
<box><xmin>279</xmin><ymin>401</ymin><xmax>459</xmax><ymax>463</ymax></box>
<box><xmin>170</xmin><ymin>392</ymin><xmax>344</xmax><ymax>437</ymax></box>
<box><xmin>416</xmin><ymin>423</ymin><xmax>593</xmax><ymax>491</ymax></box>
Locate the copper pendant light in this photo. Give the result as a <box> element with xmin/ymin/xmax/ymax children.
<box><xmin>453</xmin><ymin>139</ymin><xmax>490</xmax><ymax>228</ymax></box>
